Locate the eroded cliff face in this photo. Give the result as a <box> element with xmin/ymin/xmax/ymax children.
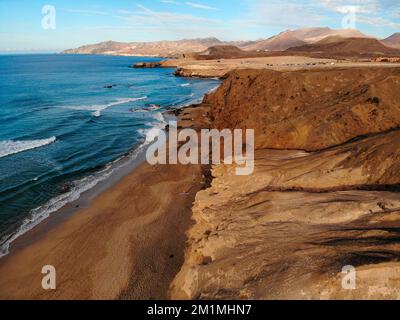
<box><xmin>170</xmin><ymin>67</ymin><xmax>400</xmax><ymax>299</ymax></box>
<box><xmin>205</xmin><ymin>68</ymin><xmax>400</xmax><ymax>151</ymax></box>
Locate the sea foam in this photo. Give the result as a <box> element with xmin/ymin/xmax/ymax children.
<box><xmin>64</xmin><ymin>97</ymin><xmax>148</xmax><ymax>117</ymax></box>
<box><xmin>0</xmin><ymin>137</ymin><xmax>56</xmax><ymax>159</ymax></box>
<box><xmin>0</xmin><ymin>112</ymin><xmax>166</xmax><ymax>258</ymax></box>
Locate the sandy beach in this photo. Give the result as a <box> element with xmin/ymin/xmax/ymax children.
<box><xmin>0</xmin><ymin>135</ymin><xmax>206</xmax><ymax>299</ymax></box>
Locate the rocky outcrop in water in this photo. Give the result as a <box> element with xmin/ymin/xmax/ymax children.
<box><xmin>131</xmin><ymin>62</ymin><xmax>162</xmax><ymax>68</ymax></box>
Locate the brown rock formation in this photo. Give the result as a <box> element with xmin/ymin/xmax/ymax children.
<box><xmin>131</xmin><ymin>62</ymin><xmax>162</xmax><ymax>68</ymax></box>
<box><xmin>188</xmin><ymin>45</ymin><xmax>269</xmax><ymax>60</ymax></box>
<box><xmin>171</xmin><ymin>132</ymin><xmax>400</xmax><ymax>300</ymax></box>
<box><xmin>170</xmin><ymin>66</ymin><xmax>400</xmax><ymax>300</ymax></box>
<box><xmin>206</xmin><ymin>67</ymin><xmax>400</xmax><ymax>151</ymax></box>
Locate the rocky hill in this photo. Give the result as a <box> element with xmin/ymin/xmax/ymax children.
<box><xmin>382</xmin><ymin>33</ymin><xmax>400</xmax><ymax>49</ymax></box>
<box><xmin>171</xmin><ymin>66</ymin><xmax>400</xmax><ymax>299</ymax></box>
<box><xmin>187</xmin><ymin>45</ymin><xmax>269</xmax><ymax>60</ymax></box>
<box><xmin>242</xmin><ymin>27</ymin><xmax>368</xmax><ymax>51</ymax></box>
<box><xmin>285</xmin><ymin>36</ymin><xmax>400</xmax><ymax>59</ymax></box>
<box><xmin>63</xmin><ymin>38</ymin><xmax>225</xmax><ymax>57</ymax></box>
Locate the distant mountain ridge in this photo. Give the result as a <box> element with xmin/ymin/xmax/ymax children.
<box><xmin>382</xmin><ymin>33</ymin><xmax>400</xmax><ymax>49</ymax></box>
<box><xmin>285</xmin><ymin>36</ymin><xmax>400</xmax><ymax>58</ymax></box>
<box><xmin>63</xmin><ymin>28</ymin><xmax>399</xmax><ymax>57</ymax></box>
<box><xmin>242</xmin><ymin>27</ymin><xmax>369</xmax><ymax>51</ymax></box>
<box><xmin>63</xmin><ymin>37</ymin><xmax>228</xmax><ymax>57</ymax></box>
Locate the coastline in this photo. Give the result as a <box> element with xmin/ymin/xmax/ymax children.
<box><xmin>1</xmin><ymin>59</ymin><xmax>399</xmax><ymax>300</ymax></box>
<box><xmin>0</xmin><ymin>56</ymin><xmax>219</xmax><ymax>299</ymax></box>
<box><xmin>0</xmin><ymin>103</ymin><xmax>210</xmax><ymax>299</ymax></box>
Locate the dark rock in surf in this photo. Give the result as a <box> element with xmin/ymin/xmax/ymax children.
<box><xmin>131</xmin><ymin>62</ymin><xmax>161</xmax><ymax>69</ymax></box>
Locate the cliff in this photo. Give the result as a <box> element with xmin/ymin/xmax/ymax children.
<box><xmin>170</xmin><ymin>67</ymin><xmax>400</xmax><ymax>299</ymax></box>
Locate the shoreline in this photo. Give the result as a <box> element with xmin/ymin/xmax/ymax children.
<box><xmin>0</xmin><ymin>62</ymin><xmax>216</xmax><ymax>298</ymax></box>
<box><xmin>0</xmin><ymin>73</ymin><xmax>220</xmax><ymax>259</ymax></box>
<box><xmin>0</xmin><ymin>127</ymin><xmax>155</xmax><ymax>259</ymax></box>
<box><xmin>1</xmin><ymin>145</ymin><xmax>148</xmax><ymax>259</ymax></box>
<box><xmin>0</xmin><ymin>103</ymin><xmax>209</xmax><ymax>299</ymax></box>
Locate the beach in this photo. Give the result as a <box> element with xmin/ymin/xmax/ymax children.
<box><xmin>0</xmin><ymin>152</ymin><xmax>205</xmax><ymax>299</ymax></box>
<box><xmin>0</xmin><ymin>94</ymin><xmax>213</xmax><ymax>299</ymax></box>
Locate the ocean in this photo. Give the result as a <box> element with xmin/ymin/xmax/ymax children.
<box><xmin>0</xmin><ymin>54</ymin><xmax>219</xmax><ymax>257</ymax></box>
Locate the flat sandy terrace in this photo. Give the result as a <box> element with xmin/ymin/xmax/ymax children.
<box><xmin>161</xmin><ymin>55</ymin><xmax>399</xmax><ymax>78</ymax></box>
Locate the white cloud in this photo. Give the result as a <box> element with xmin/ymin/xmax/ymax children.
<box><xmin>241</xmin><ymin>1</ymin><xmax>325</xmax><ymax>29</ymax></box>
<box><xmin>318</xmin><ymin>0</ymin><xmax>380</xmax><ymax>14</ymax></box>
<box><xmin>185</xmin><ymin>2</ymin><xmax>218</xmax><ymax>10</ymax></box>
<box><xmin>357</xmin><ymin>15</ymin><xmax>400</xmax><ymax>28</ymax></box>
<box><xmin>115</xmin><ymin>4</ymin><xmax>221</xmax><ymax>28</ymax></box>
<box><xmin>64</xmin><ymin>9</ymin><xmax>108</xmax><ymax>16</ymax></box>
<box><xmin>160</xmin><ymin>0</ymin><xmax>180</xmax><ymax>4</ymax></box>
<box><xmin>317</xmin><ymin>0</ymin><xmax>400</xmax><ymax>29</ymax></box>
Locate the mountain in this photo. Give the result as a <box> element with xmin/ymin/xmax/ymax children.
<box><xmin>243</xmin><ymin>32</ymin><xmax>307</xmax><ymax>51</ymax></box>
<box><xmin>242</xmin><ymin>27</ymin><xmax>369</xmax><ymax>52</ymax></box>
<box><xmin>63</xmin><ymin>41</ymin><xmax>128</xmax><ymax>55</ymax></box>
<box><xmin>382</xmin><ymin>33</ymin><xmax>400</xmax><ymax>49</ymax></box>
<box><xmin>63</xmin><ymin>37</ymin><xmax>224</xmax><ymax>57</ymax></box>
<box><xmin>187</xmin><ymin>45</ymin><xmax>269</xmax><ymax>60</ymax></box>
<box><xmin>285</xmin><ymin>36</ymin><xmax>400</xmax><ymax>58</ymax></box>
<box><xmin>62</xmin><ymin>28</ymin><xmax>375</xmax><ymax>56</ymax></box>
<box><xmin>290</xmin><ymin>27</ymin><xmax>368</xmax><ymax>43</ymax></box>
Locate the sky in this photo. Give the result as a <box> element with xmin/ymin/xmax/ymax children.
<box><xmin>0</xmin><ymin>0</ymin><xmax>399</xmax><ymax>52</ymax></box>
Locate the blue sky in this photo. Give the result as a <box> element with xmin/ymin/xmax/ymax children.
<box><xmin>0</xmin><ymin>0</ymin><xmax>399</xmax><ymax>52</ymax></box>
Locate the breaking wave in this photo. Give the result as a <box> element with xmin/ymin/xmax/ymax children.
<box><xmin>0</xmin><ymin>137</ymin><xmax>56</xmax><ymax>159</ymax></box>
<box><xmin>63</xmin><ymin>97</ymin><xmax>148</xmax><ymax>117</ymax></box>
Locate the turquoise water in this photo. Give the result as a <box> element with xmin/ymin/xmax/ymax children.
<box><xmin>0</xmin><ymin>54</ymin><xmax>219</xmax><ymax>256</ymax></box>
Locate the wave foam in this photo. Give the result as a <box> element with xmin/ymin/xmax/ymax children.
<box><xmin>0</xmin><ymin>112</ymin><xmax>166</xmax><ymax>258</ymax></box>
<box><xmin>64</xmin><ymin>97</ymin><xmax>148</xmax><ymax>117</ymax></box>
<box><xmin>0</xmin><ymin>137</ymin><xmax>56</xmax><ymax>159</ymax></box>
<box><xmin>138</xmin><ymin>111</ymin><xmax>166</xmax><ymax>145</ymax></box>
